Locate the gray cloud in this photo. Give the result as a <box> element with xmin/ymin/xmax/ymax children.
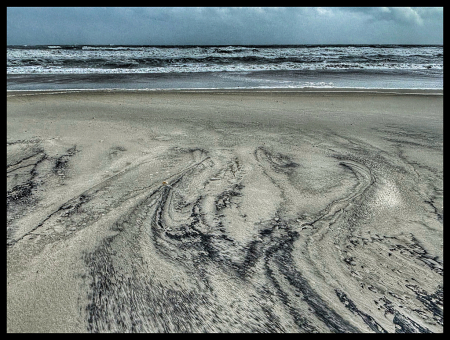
<box><xmin>7</xmin><ymin>7</ymin><xmax>443</xmax><ymax>45</ymax></box>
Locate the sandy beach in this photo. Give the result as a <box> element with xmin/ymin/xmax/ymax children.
<box><xmin>7</xmin><ymin>89</ymin><xmax>443</xmax><ymax>333</ymax></box>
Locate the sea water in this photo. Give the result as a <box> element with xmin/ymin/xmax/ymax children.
<box><xmin>7</xmin><ymin>45</ymin><xmax>443</xmax><ymax>91</ymax></box>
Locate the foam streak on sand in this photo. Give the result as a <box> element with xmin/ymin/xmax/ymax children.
<box><xmin>7</xmin><ymin>89</ymin><xmax>442</xmax><ymax>332</ymax></box>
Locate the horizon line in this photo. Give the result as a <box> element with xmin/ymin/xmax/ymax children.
<box><xmin>7</xmin><ymin>43</ymin><xmax>443</xmax><ymax>47</ymax></box>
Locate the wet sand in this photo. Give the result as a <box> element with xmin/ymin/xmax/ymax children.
<box><xmin>7</xmin><ymin>89</ymin><xmax>443</xmax><ymax>333</ymax></box>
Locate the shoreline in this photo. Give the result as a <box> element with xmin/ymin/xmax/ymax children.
<box><xmin>6</xmin><ymin>86</ymin><xmax>444</xmax><ymax>97</ymax></box>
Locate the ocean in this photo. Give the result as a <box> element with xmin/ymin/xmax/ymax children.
<box><xmin>7</xmin><ymin>44</ymin><xmax>443</xmax><ymax>91</ymax></box>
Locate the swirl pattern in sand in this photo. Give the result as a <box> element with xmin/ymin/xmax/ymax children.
<box><xmin>7</xmin><ymin>90</ymin><xmax>442</xmax><ymax>332</ymax></box>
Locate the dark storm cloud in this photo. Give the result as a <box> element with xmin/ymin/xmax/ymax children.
<box><xmin>7</xmin><ymin>7</ymin><xmax>443</xmax><ymax>45</ymax></box>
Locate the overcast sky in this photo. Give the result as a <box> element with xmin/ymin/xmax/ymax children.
<box><xmin>7</xmin><ymin>7</ymin><xmax>443</xmax><ymax>45</ymax></box>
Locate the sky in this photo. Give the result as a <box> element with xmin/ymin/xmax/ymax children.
<box><xmin>7</xmin><ymin>7</ymin><xmax>443</xmax><ymax>45</ymax></box>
